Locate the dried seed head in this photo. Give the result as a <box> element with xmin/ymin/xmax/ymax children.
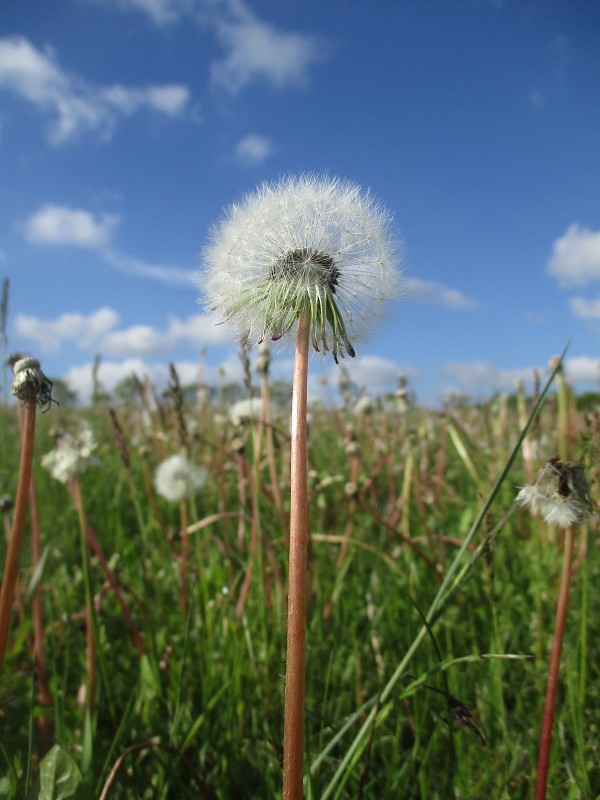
<box><xmin>12</xmin><ymin>357</ymin><xmax>55</xmax><ymax>410</ymax></box>
<box><xmin>516</xmin><ymin>457</ymin><xmax>593</xmax><ymax>528</ymax></box>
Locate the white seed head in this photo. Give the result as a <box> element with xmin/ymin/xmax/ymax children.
<box><xmin>200</xmin><ymin>174</ymin><xmax>400</xmax><ymax>362</ymax></box>
<box><xmin>41</xmin><ymin>422</ymin><xmax>98</xmax><ymax>483</ymax></box>
<box><xmin>154</xmin><ymin>454</ymin><xmax>208</xmax><ymax>503</ymax></box>
<box><xmin>515</xmin><ymin>458</ymin><xmax>593</xmax><ymax>529</ymax></box>
<box><xmin>228</xmin><ymin>396</ymin><xmax>263</xmax><ymax>425</ymax></box>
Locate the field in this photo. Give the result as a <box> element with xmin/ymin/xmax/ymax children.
<box><xmin>1</xmin><ymin>356</ymin><xmax>599</xmax><ymax>799</ymax></box>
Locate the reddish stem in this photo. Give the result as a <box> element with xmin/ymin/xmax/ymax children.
<box><xmin>282</xmin><ymin>314</ymin><xmax>310</xmax><ymax>800</ymax></box>
<box><xmin>0</xmin><ymin>399</ymin><xmax>37</xmax><ymax>671</ymax></box>
<box><xmin>534</xmin><ymin>525</ymin><xmax>575</xmax><ymax>800</ymax></box>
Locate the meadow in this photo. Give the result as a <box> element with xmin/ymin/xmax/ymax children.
<box><xmin>1</xmin><ymin>353</ymin><xmax>599</xmax><ymax>799</ymax></box>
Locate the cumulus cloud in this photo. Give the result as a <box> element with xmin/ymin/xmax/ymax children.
<box><xmin>15</xmin><ymin>307</ymin><xmax>119</xmax><ymax>352</ymax></box>
<box><xmin>100</xmin><ymin>325</ymin><xmax>172</xmax><ymax>357</ymax></box>
<box><xmin>24</xmin><ymin>204</ymin><xmax>120</xmax><ymax>247</ymax></box>
<box><xmin>0</xmin><ymin>35</ymin><xmax>191</xmax><ymax>144</ymax></box>
<box><xmin>442</xmin><ymin>361</ymin><xmax>538</xmax><ymax>394</ymax></box>
<box><xmin>546</xmin><ymin>224</ymin><xmax>600</xmax><ymax>287</ymax></box>
<box><xmin>65</xmin><ymin>355</ymin><xmax>243</xmax><ymax>402</ymax></box>
<box><xmin>167</xmin><ymin>313</ymin><xmax>235</xmax><ymax>344</ymax></box>
<box><xmin>15</xmin><ymin>307</ymin><xmax>233</xmax><ymax>356</ymax></box>
<box><xmin>564</xmin><ymin>356</ymin><xmax>600</xmax><ymax>384</ymax></box>
<box><xmin>328</xmin><ymin>355</ymin><xmax>414</xmax><ymax>396</ymax></box>
<box><xmin>21</xmin><ymin>203</ymin><xmax>201</xmax><ymax>287</ymax></box>
<box><xmin>441</xmin><ymin>357</ymin><xmax>599</xmax><ymax>398</ymax></box>
<box><xmin>74</xmin><ymin>1</ymin><xmax>325</xmax><ymax>94</ymax></box>
<box><xmin>570</xmin><ymin>296</ymin><xmax>600</xmax><ymax>320</ymax></box>
<box><xmin>404</xmin><ymin>277</ymin><xmax>481</xmax><ymax>309</ymax></box>
<box><xmin>210</xmin><ymin>8</ymin><xmax>324</xmax><ymax>93</ymax></box>
<box><xmin>234</xmin><ymin>133</ymin><xmax>273</xmax><ymax>165</ymax></box>
<box><xmin>106</xmin><ymin>0</ymin><xmax>195</xmax><ymax>25</ymax></box>
<box><xmin>101</xmin><ymin>84</ymin><xmax>190</xmax><ymax>116</ymax></box>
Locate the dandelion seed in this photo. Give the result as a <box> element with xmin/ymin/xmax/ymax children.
<box><xmin>515</xmin><ymin>457</ymin><xmax>593</xmax><ymax>528</ymax></box>
<box><xmin>154</xmin><ymin>454</ymin><xmax>208</xmax><ymax>503</ymax></box>
<box><xmin>41</xmin><ymin>422</ymin><xmax>98</xmax><ymax>484</ymax></box>
<box><xmin>201</xmin><ymin>174</ymin><xmax>400</xmax><ymax>362</ymax></box>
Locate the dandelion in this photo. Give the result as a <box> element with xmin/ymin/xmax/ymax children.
<box><xmin>41</xmin><ymin>423</ymin><xmax>98</xmax><ymax>484</ymax></box>
<box><xmin>516</xmin><ymin>457</ymin><xmax>594</xmax><ymax>800</ymax></box>
<box><xmin>228</xmin><ymin>397</ymin><xmax>263</xmax><ymax>425</ymax></box>
<box><xmin>515</xmin><ymin>457</ymin><xmax>592</xmax><ymax>529</ymax></box>
<box><xmin>202</xmin><ymin>174</ymin><xmax>399</xmax><ymax>363</ymax></box>
<box><xmin>154</xmin><ymin>454</ymin><xmax>208</xmax><ymax>503</ymax></box>
<box><xmin>154</xmin><ymin>454</ymin><xmax>208</xmax><ymax>616</ymax></box>
<box><xmin>200</xmin><ymin>174</ymin><xmax>400</xmax><ymax>800</ymax></box>
<box><xmin>1</xmin><ymin>357</ymin><xmax>52</xmax><ymax>670</ymax></box>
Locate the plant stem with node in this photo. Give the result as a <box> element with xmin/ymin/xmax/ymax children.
<box><xmin>0</xmin><ymin>396</ymin><xmax>37</xmax><ymax>672</ymax></box>
<box><xmin>282</xmin><ymin>313</ymin><xmax>311</xmax><ymax>800</ymax></box>
<box><xmin>534</xmin><ymin>524</ymin><xmax>575</xmax><ymax>800</ymax></box>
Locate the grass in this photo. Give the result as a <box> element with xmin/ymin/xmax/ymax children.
<box><xmin>1</xmin><ymin>355</ymin><xmax>599</xmax><ymax>799</ymax></box>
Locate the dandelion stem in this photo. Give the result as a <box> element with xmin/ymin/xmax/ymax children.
<box><xmin>0</xmin><ymin>397</ymin><xmax>37</xmax><ymax>672</ymax></box>
<box><xmin>283</xmin><ymin>313</ymin><xmax>311</xmax><ymax>800</ymax></box>
<box><xmin>71</xmin><ymin>475</ymin><xmax>97</xmax><ymax>715</ymax></box>
<box><xmin>534</xmin><ymin>523</ymin><xmax>575</xmax><ymax>800</ymax></box>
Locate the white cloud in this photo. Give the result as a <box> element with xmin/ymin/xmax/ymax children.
<box><xmin>65</xmin><ymin>355</ymin><xmax>238</xmax><ymax>402</ymax></box>
<box><xmin>565</xmin><ymin>356</ymin><xmax>600</xmax><ymax>385</ymax></box>
<box><xmin>101</xmin><ymin>84</ymin><xmax>190</xmax><ymax>116</ymax></box>
<box><xmin>102</xmin><ymin>249</ymin><xmax>198</xmax><ymax>287</ymax></box>
<box><xmin>442</xmin><ymin>360</ymin><xmax>537</xmax><ymax>394</ymax></box>
<box><xmin>404</xmin><ymin>277</ymin><xmax>481</xmax><ymax>309</ymax></box>
<box><xmin>108</xmin><ymin>0</ymin><xmax>194</xmax><ymax>25</ymax></box>
<box><xmin>570</xmin><ymin>296</ymin><xmax>600</xmax><ymax>320</ymax></box>
<box><xmin>212</xmin><ymin>19</ymin><xmax>322</xmax><ymax>92</ymax></box>
<box><xmin>101</xmin><ymin>325</ymin><xmax>172</xmax><ymax>357</ymax></box>
<box><xmin>15</xmin><ymin>307</ymin><xmax>119</xmax><ymax>352</ymax></box>
<box><xmin>209</xmin><ymin>1</ymin><xmax>324</xmax><ymax>93</ymax></box>
<box><xmin>0</xmin><ymin>35</ymin><xmax>191</xmax><ymax>144</ymax></box>
<box><xmin>329</xmin><ymin>355</ymin><xmax>413</xmax><ymax>395</ymax></box>
<box><xmin>546</xmin><ymin>224</ymin><xmax>600</xmax><ymax>287</ymax></box>
<box><xmin>77</xmin><ymin>1</ymin><xmax>325</xmax><ymax>94</ymax></box>
<box><xmin>234</xmin><ymin>133</ymin><xmax>273</xmax><ymax>165</ymax></box>
<box><xmin>15</xmin><ymin>307</ymin><xmax>232</xmax><ymax>357</ymax></box>
<box><xmin>24</xmin><ymin>204</ymin><xmax>120</xmax><ymax>247</ymax></box>
<box><xmin>167</xmin><ymin>313</ymin><xmax>234</xmax><ymax>345</ymax></box>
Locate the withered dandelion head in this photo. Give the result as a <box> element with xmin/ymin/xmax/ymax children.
<box><xmin>154</xmin><ymin>454</ymin><xmax>208</xmax><ymax>503</ymax></box>
<box><xmin>516</xmin><ymin>457</ymin><xmax>593</xmax><ymax>528</ymax></box>
<box><xmin>201</xmin><ymin>175</ymin><xmax>400</xmax><ymax>363</ymax></box>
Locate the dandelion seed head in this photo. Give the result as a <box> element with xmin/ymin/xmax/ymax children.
<box><xmin>41</xmin><ymin>422</ymin><xmax>98</xmax><ymax>484</ymax></box>
<box><xmin>154</xmin><ymin>454</ymin><xmax>208</xmax><ymax>503</ymax></box>
<box><xmin>201</xmin><ymin>174</ymin><xmax>401</xmax><ymax>361</ymax></box>
<box><xmin>515</xmin><ymin>458</ymin><xmax>593</xmax><ymax>528</ymax></box>
<box><xmin>228</xmin><ymin>397</ymin><xmax>262</xmax><ymax>425</ymax></box>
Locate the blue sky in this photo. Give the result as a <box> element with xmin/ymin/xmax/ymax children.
<box><xmin>1</xmin><ymin>0</ymin><xmax>599</xmax><ymax>405</ymax></box>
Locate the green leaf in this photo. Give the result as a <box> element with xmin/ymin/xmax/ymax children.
<box><xmin>38</xmin><ymin>746</ymin><xmax>92</xmax><ymax>800</ymax></box>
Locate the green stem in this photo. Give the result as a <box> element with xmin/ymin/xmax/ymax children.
<box><xmin>283</xmin><ymin>313</ymin><xmax>311</xmax><ymax>800</ymax></box>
